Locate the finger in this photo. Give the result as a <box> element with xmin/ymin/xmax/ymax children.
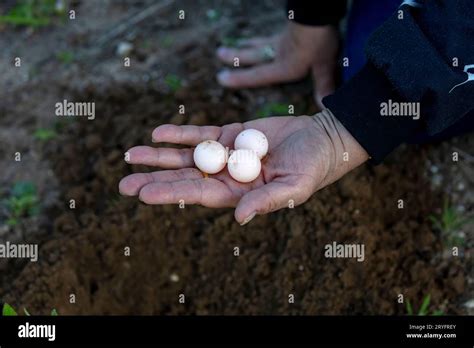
<box><xmin>216</xmin><ymin>46</ymin><xmax>270</xmax><ymax>66</ymax></box>
<box><xmin>126</xmin><ymin>146</ymin><xmax>194</xmax><ymax>168</ymax></box>
<box><xmin>138</xmin><ymin>178</ymin><xmax>237</xmax><ymax>208</ymax></box>
<box><xmin>119</xmin><ymin>168</ymin><xmax>203</xmax><ymax>196</ymax></box>
<box><xmin>312</xmin><ymin>63</ymin><xmax>336</xmax><ymax>110</ymax></box>
<box><xmin>237</xmin><ymin>37</ymin><xmax>273</xmax><ymax>47</ymax></box>
<box><xmin>152</xmin><ymin>124</ymin><xmax>221</xmax><ymax>145</ymax></box>
<box><xmin>217</xmin><ymin>62</ymin><xmax>298</xmax><ymax>88</ymax></box>
<box><xmin>234</xmin><ymin>181</ymin><xmax>300</xmax><ymax>225</ymax></box>
<box><xmin>218</xmin><ymin>123</ymin><xmax>244</xmax><ymax>148</ymax></box>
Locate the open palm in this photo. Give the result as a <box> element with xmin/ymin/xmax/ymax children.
<box><xmin>119</xmin><ymin>115</ymin><xmax>341</xmax><ymax>224</ymax></box>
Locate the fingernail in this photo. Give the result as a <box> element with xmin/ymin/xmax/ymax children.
<box><xmin>217</xmin><ymin>70</ymin><xmax>231</xmax><ymax>85</ymax></box>
<box><xmin>240</xmin><ymin>211</ymin><xmax>256</xmax><ymax>226</ymax></box>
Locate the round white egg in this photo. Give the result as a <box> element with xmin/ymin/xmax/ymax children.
<box><xmin>234</xmin><ymin>129</ymin><xmax>268</xmax><ymax>159</ymax></box>
<box><xmin>193</xmin><ymin>140</ymin><xmax>228</xmax><ymax>174</ymax></box>
<box><xmin>227</xmin><ymin>149</ymin><xmax>261</xmax><ymax>183</ymax></box>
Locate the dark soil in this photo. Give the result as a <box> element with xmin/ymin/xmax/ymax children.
<box><xmin>0</xmin><ymin>45</ymin><xmax>466</xmax><ymax>315</ymax></box>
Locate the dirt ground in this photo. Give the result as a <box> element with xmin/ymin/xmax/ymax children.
<box><xmin>0</xmin><ymin>0</ymin><xmax>472</xmax><ymax>315</ymax></box>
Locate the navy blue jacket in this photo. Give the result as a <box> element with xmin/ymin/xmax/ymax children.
<box><xmin>288</xmin><ymin>0</ymin><xmax>474</xmax><ymax>163</ymax></box>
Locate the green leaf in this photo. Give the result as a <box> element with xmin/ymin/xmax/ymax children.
<box><xmin>6</xmin><ymin>217</ymin><xmax>18</xmax><ymax>226</ymax></box>
<box><xmin>418</xmin><ymin>294</ymin><xmax>431</xmax><ymax>316</ymax></box>
<box><xmin>56</xmin><ymin>51</ymin><xmax>74</xmax><ymax>64</ymax></box>
<box><xmin>432</xmin><ymin>310</ymin><xmax>444</xmax><ymax>316</ymax></box>
<box><xmin>51</xmin><ymin>309</ymin><xmax>58</xmax><ymax>316</ymax></box>
<box><xmin>34</xmin><ymin>128</ymin><xmax>57</xmax><ymax>141</ymax></box>
<box><xmin>23</xmin><ymin>307</ymin><xmax>31</xmax><ymax>316</ymax></box>
<box><xmin>3</xmin><ymin>303</ymin><xmax>18</xmax><ymax>316</ymax></box>
<box><xmin>0</xmin><ymin>0</ymin><xmax>63</xmax><ymax>27</ymax></box>
<box><xmin>7</xmin><ymin>182</ymin><xmax>39</xmax><ymax>221</ymax></box>
<box><xmin>206</xmin><ymin>9</ymin><xmax>220</xmax><ymax>21</ymax></box>
<box><xmin>164</xmin><ymin>74</ymin><xmax>182</xmax><ymax>93</ymax></box>
<box><xmin>0</xmin><ymin>15</ymin><xmax>50</xmax><ymax>26</ymax></box>
<box><xmin>11</xmin><ymin>182</ymin><xmax>37</xmax><ymax>197</ymax></box>
<box><xmin>429</xmin><ymin>215</ymin><xmax>441</xmax><ymax>231</ymax></box>
<box><xmin>160</xmin><ymin>37</ymin><xmax>173</xmax><ymax>48</ymax></box>
<box><xmin>256</xmin><ymin>103</ymin><xmax>290</xmax><ymax>118</ymax></box>
<box><xmin>221</xmin><ymin>37</ymin><xmax>240</xmax><ymax>48</ymax></box>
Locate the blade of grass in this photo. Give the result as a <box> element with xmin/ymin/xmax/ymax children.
<box><xmin>418</xmin><ymin>294</ymin><xmax>431</xmax><ymax>316</ymax></box>
<box><xmin>2</xmin><ymin>303</ymin><xmax>17</xmax><ymax>316</ymax></box>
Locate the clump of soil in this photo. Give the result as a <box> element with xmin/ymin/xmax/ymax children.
<box><xmin>0</xmin><ymin>42</ymin><xmax>466</xmax><ymax>315</ymax></box>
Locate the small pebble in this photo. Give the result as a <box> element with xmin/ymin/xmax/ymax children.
<box><xmin>170</xmin><ymin>273</ymin><xmax>179</xmax><ymax>282</ymax></box>
<box><xmin>430</xmin><ymin>165</ymin><xmax>439</xmax><ymax>174</ymax></box>
<box><xmin>206</xmin><ymin>9</ymin><xmax>219</xmax><ymax>20</ymax></box>
<box><xmin>464</xmin><ymin>299</ymin><xmax>474</xmax><ymax>309</ymax></box>
<box><xmin>116</xmin><ymin>42</ymin><xmax>133</xmax><ymax>57</ymax></box>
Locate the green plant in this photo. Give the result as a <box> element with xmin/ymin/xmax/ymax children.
<box><xmin>34</xmin><ymin>127</ymin><xmax>57</xmax><ymax>141</ymax></box>
<box><xmin>0</xmin><ymin>0</ymin><xmax>66</xmax><ymax>27</ymax></box>
<box><xmin>5</xmin><ymin>181</ymin><xmax>39</xmax><ymax>226</ymax></box>
<box><xmin>256</xmin><ymin>102</ymin><xmax>290</xmax><ymax>118</ymax></box>
<box><xmin>161</xmin><ymin>36</ymin><xmax>173</xmax><ymax>48</ymax></box>
<box><xmin>164</xmin><ymin>74</ymin><xmax>182</xmax><ymax>93</ymax></box>
<box><xmin>206</xmin><ymin>9</ymin><xmax>220</xmax><ymax>21</ymax></box>
<box><xmin>406</xmin><ymin>295</ymin><xmax>443</xmax><ymax>316</ymax></box>
<box><xmin>2</xmin><ymin>303</ymin><xmax>17</xmax><ymax>316</ymax></box>
<box><xmin>56</xmin><ymin>50</ymin><xmax>74</xmax><ymax>64</ymax></box>
<box><xmin>221</xmin><ymin>37</ymin><xmax>241</xmax><ymax>48</ymax></box>
<box><xmin>2</xmin><ymin>303</ymin><xmax>58</xmax><ymax>316</ymax></box>
<box><xmin>429</xmin><ymin>199</ymin><xmax>472</xmax><ymax>246</ymax></box>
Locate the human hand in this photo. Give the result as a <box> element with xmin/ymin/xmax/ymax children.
<box><xmin>216</xmin><ymin>22</ymin><xmax>339</xmax><ymax>108</ymax></box>
<box><xmin>119</xmin><ymin>110</ymin><xmax>368</xmax><ymax>225</ymax></box>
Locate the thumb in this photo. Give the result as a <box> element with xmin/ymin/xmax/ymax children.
<box><xmin>234</xmin><ymin>181</ymin><xmax>298</xmax><ymax>225</ymax></box>
<box><xmin>311</xmin><ymin>63</ymin><xmax>336</xmax><ymax>110</ymax></box>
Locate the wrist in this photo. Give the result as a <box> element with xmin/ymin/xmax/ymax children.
<box><xmin>311</xmin><ymin>109</ymin><xmax>369</xmax><ymax>188</ymax></box>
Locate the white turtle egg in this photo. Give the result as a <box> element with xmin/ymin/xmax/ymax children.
<box><xmin>193</xmin><ymin>140</ymin><xmax>227</xmax><ymax>174</ymax></box>
<box><xmin>227</xmin><ymin>149</ymin><xmax>261</xmax><ymax>183</ymax></box>
<box><xmin>234</xmin><ymin>129</ymin><xmax>268</xmax><ymax>159</ymax></box>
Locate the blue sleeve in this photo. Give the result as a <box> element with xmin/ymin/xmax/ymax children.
<box><xmin>324</xmin><ymin>0</ymin><xmax>474</xmax><ymax>163</ymax></box>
